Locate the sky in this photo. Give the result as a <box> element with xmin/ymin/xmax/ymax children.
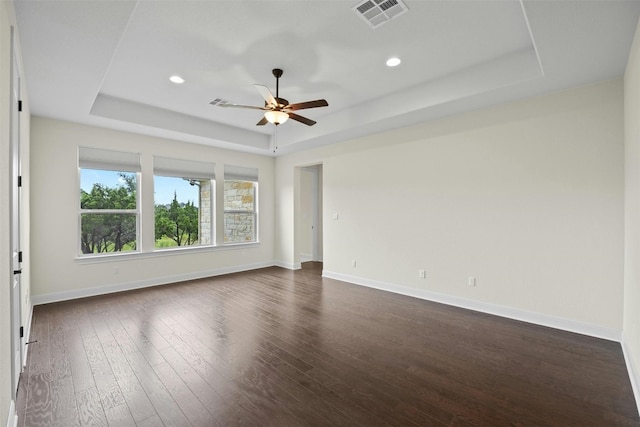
<box><xmin>80</xmin><ymin>169</ymin><xmax>200</xmax><ymax>206</ymax></box>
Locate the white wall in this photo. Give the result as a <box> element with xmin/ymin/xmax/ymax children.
<box><xmin>30</xmin><ymin>117</ymin><xmax>275</xmax><ymax>303</ymax></box>
<box><xmin>277</xmin><ymin>78</ymin><xmax>624</xmax><ymax>337</ymax></box>
<box><xmin>624</xmin><ymin>16</ymin><xmax>640</xmax><ymax>410</ymax></box>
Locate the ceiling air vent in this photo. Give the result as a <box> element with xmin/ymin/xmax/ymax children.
<box><xmin>353</xmin><ymin>0</ymin><xmax>408</xmax><ymax>29</ymax></box>
<box><xmin>209</xmin><ymin>98</ymin><xmax>228</xmax><ymax>107</ymax></box>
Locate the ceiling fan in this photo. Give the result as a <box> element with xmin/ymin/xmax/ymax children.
<box><xmin>211</xmin><ymin>68</ymin><xmax>328</xmax><ymax>126</ymax></box>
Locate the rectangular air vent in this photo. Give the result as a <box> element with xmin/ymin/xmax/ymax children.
<box><xmin>209</xmin><ymin>98</ymin><xmax>228</xmax><ymax>106</ymax></box>
<box><xmin>353</xmin><ymin>0</ymin><xmax>408</xmax><ymax>29</ymax></box>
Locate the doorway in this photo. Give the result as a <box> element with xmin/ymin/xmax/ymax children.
<box><xmin>299</xmin><ymin>165</ymin><xmax>323</xmax><ymax>263</ymax></box>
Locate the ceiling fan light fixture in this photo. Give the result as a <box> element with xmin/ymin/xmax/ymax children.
<box><xmin>265</xmin><ymin>110</ymin><xmax>289</xmax><ymax>125</ymax></box>
<box><xmin>386</xmin><ymin>57</ymin><xmax>401</xmax><ymax>67</ymax></box>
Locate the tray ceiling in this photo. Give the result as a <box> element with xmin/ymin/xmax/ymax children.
<box><xmin>14</xmin><ymin>0</ymin><xmax>640</xmax><ymax>155</ymax></box>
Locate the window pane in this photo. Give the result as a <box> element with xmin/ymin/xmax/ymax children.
<box><xmin>80</xmin><ymin>169</ymin><xmax>137</xmax><ymax>209</ymax></box>
<box><xmin>154</xmin><ymin>176</ymin><xmax>212</xmax><ymax>248</ymax></box>
<box><xmin>80</xmin><ymin>213</ymin><xmax>137</xmax><ymax>254</ymax></box>
<box><xmin>79</xmin><ymin>168</ymin><xmax>138</xmax><ymax>256</ymax></box>
<box><xmin>224</xmin><ymin>180</ymin><xmax>255</xmax><ymax>211</ymax></box>
<box><xmin>224</xmin><ymin>213</ymin><xmax>255</xmax><ymax>243</ymax></box>
<box><xmin>224</xmin><ymin>179</ymin><xmax>256</xmax><ymax>243</ymax></box>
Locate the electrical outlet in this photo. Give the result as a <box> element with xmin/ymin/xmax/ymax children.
<box><xmin>419</xmin><ymin>269</ymin><xmax>426</xmax><ymax>279</ymax></box>
<box><xmin>352</xmin><ymin>260</ymin><xmax>357</xmax><ymax>268</ymax></box>
<box><xmin>113</xmin><ymin>266</ymin><xmax>120</xmax><ymax>275</ymax></box>
<box><xmin>468</xmin><ymin>276</ymin><xmax>476</xmax><ymax>287</ymax></box>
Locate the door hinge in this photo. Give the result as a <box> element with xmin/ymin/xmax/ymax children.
<box><xmin>18</xmin><ymin>100</ymin><xmax>22</xmax><ymax>112</ymax></box>
<box><xmin>20</xmin><ymin>326</ymin><xmax>23</xmax><ymax>338</ymax></box>
<box><xmin>13</xmin><ymin>269</ymin><xmax>21</xmax><ymax>275</ymax></box>
<box><xmin>17</xmin><ymin>176</ymin><xmax>22</xmax><ymax>187</ymax></box>
<box><xmin>18</xmin><ymin>251</ymin><xmax>22</xmax><ymax>263</ymax></box>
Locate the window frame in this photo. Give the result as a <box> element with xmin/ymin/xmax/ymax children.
<box><xmin>153</xmin><ymin>156</ymin><xmax>216</xmax><ymax>250</ymax></box>
<box><xmin>78</xmin><ymin>147</ymin><xmax>142</xmax><ymax>257</ymax></box>
<box><xmin>152</xmin><ymin>175</ymin><xmax>215</xmax><ymax>250</ymax></box>
<box><xmin>223</xmin><ymin>165</ymin><xmax>259</xmax><ymax>245</ymax></box>
<box><xmin>75</xmin><ymin>149</ymin><xmax>263</xmax><ymax>260</ymax></box>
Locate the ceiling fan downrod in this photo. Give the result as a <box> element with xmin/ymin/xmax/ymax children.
<box><xmin>273</xmin><ymin>68</ymin><xmax>283</xmax><ymax>102</ymax></box>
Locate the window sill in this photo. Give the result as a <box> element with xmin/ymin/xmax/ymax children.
<box><xmin>75</xmin><ymin>242</ymin><xmax>260</xmax><ymax>264</ymax></box>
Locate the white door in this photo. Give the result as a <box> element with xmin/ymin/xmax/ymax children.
<box><xmin>10</xmin><ymin>26</ymin><xmax>23</xmax><ymax>396</ymax></box>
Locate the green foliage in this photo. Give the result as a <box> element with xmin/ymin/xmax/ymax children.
<box><xmin>155</xmin><ymin>235</ymin><xmax>178</xmax><ymax>248</ymax></box>
<box><xmin>80</xmin><ymin>172</ymin><xmax>137</xmax><ymax>254</ymax></box>
<box><xmin>154</xmin><ymin>191</ymin><xmax>199</xmax><ymax>247</ymax></box>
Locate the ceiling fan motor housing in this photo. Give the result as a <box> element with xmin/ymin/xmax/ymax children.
<box><xmin>264</xmin><ymin>98</ymin><xmax>288</xmax><ymax>109</ymax></box>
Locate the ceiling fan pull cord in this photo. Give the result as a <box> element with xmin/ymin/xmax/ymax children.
<box><xmin>274</xmin><ymin>125</ymin><xmax>278</xmax><ymax>152</ymax></box>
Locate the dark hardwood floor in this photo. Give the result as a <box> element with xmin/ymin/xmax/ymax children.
<box><xmin>15</xmin><ymin>262</ymin><xmax>639</xmax><ymax>426</ymax></box>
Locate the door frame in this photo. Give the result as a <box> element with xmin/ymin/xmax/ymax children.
<box><xmin>10</xmin><ymin>25</ymin><xmax>23</xmax><ymax>398</ymax></box>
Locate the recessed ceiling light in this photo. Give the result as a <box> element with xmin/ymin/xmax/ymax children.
<box><xmin>169</xmin><ymin>75</ymin><xmax>185</xmax><ymax>84</ymax></box>
<box><xmin>386</xmin><ymin>57</ymin><xmax>401</xmax><ymax>67</ymax></box>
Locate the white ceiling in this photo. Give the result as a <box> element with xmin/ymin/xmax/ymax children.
<box><xmin>14</xmin><ymin>0</ymin><xmax>640</xmax><ymax>156</ymax></box>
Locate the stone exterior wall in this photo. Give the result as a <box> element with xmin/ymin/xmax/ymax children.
<box><xmin>224</xmin><ymin>180</ymin><xmax>255</xmax><ymax>243</ymax></box>
<box><xmin>199</xmin><ymin>180</ymin><xmax>211</xmax><ymax>245</ymax></box>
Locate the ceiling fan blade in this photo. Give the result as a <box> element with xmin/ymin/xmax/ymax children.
<box><xmin>285</xmin><ymin>99</ymin><xmax>328</xmax><ymax>111</ymax></box>
<box><xmin>210</xmin><ymin>100</ymin><xmax>267</xmax><ymax>111</ymax></box>
<box><xmin>254</xmin><ymin>84</ymin><xmax>277</xmax><ymax>108</ymax></box>
<box><xmin>256</xmin><ymin>116</ymin><xmax>268</xmax><ymax>126</ymax></box>
<box><xmin>288</xmin><ymin>112</ymin><xmax>317</xmax><ymax>126</ymax></box>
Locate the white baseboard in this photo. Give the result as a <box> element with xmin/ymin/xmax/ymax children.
<box><xmin>275</xmin><ymin>261</ymin><xmax>302</xmax><ymax>270</ymax></box>
<box><xmin>622</xmin><ymin>335</ymin><xmax>640</xmax><ymax>416</ymax></box>
<box><xmin>300</xmin><ymin>255</ymin><xmax>323</xmax><ymax>263</ymax></box>
<box><xmin>5</xmin><ymin>400</ymin><xmax>17</xmax><ymax>427</ymax></box>
<box><xmin>322</xmin><ymin>270</ymin><xmax>622</xmax><ymax>342</ymax></box>
<box><xmin>31</xmin><ymin>261</ymin><xmax>276</xmax><ymax>306</ymax></box>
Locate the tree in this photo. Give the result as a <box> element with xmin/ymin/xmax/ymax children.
<box><xmin>154</xmin><ymin>191</ymin><xmax>199</xmax><ymax>247</ymax></box>
<box><xmin>182</xmin><ymin>202</ymin><xmax>199</xmax><ymax>245</ymax></box>
<box><xmin>154</xmin><ymin>204</ymin><xmax>172</xmax><ymax>243</ymax></box>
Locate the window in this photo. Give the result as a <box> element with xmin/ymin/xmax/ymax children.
<box><xmin>224</xmin><ymin>165</ymin><xmax>258</xmax><ymax>244</ymax></box>
<box><xmin>79</xmin><ymin>147</ymin><xmax>140</xmax><ymax>255</ymax></box>
<box><xmin>154</xmin><ymin>156</ymin><xmax>215</xmax><ymax>249</ymax></box>
<box><xmin>78</xmin><ymin>149</ymin><xmax>260</xmax><ymax>256</ymax></box>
